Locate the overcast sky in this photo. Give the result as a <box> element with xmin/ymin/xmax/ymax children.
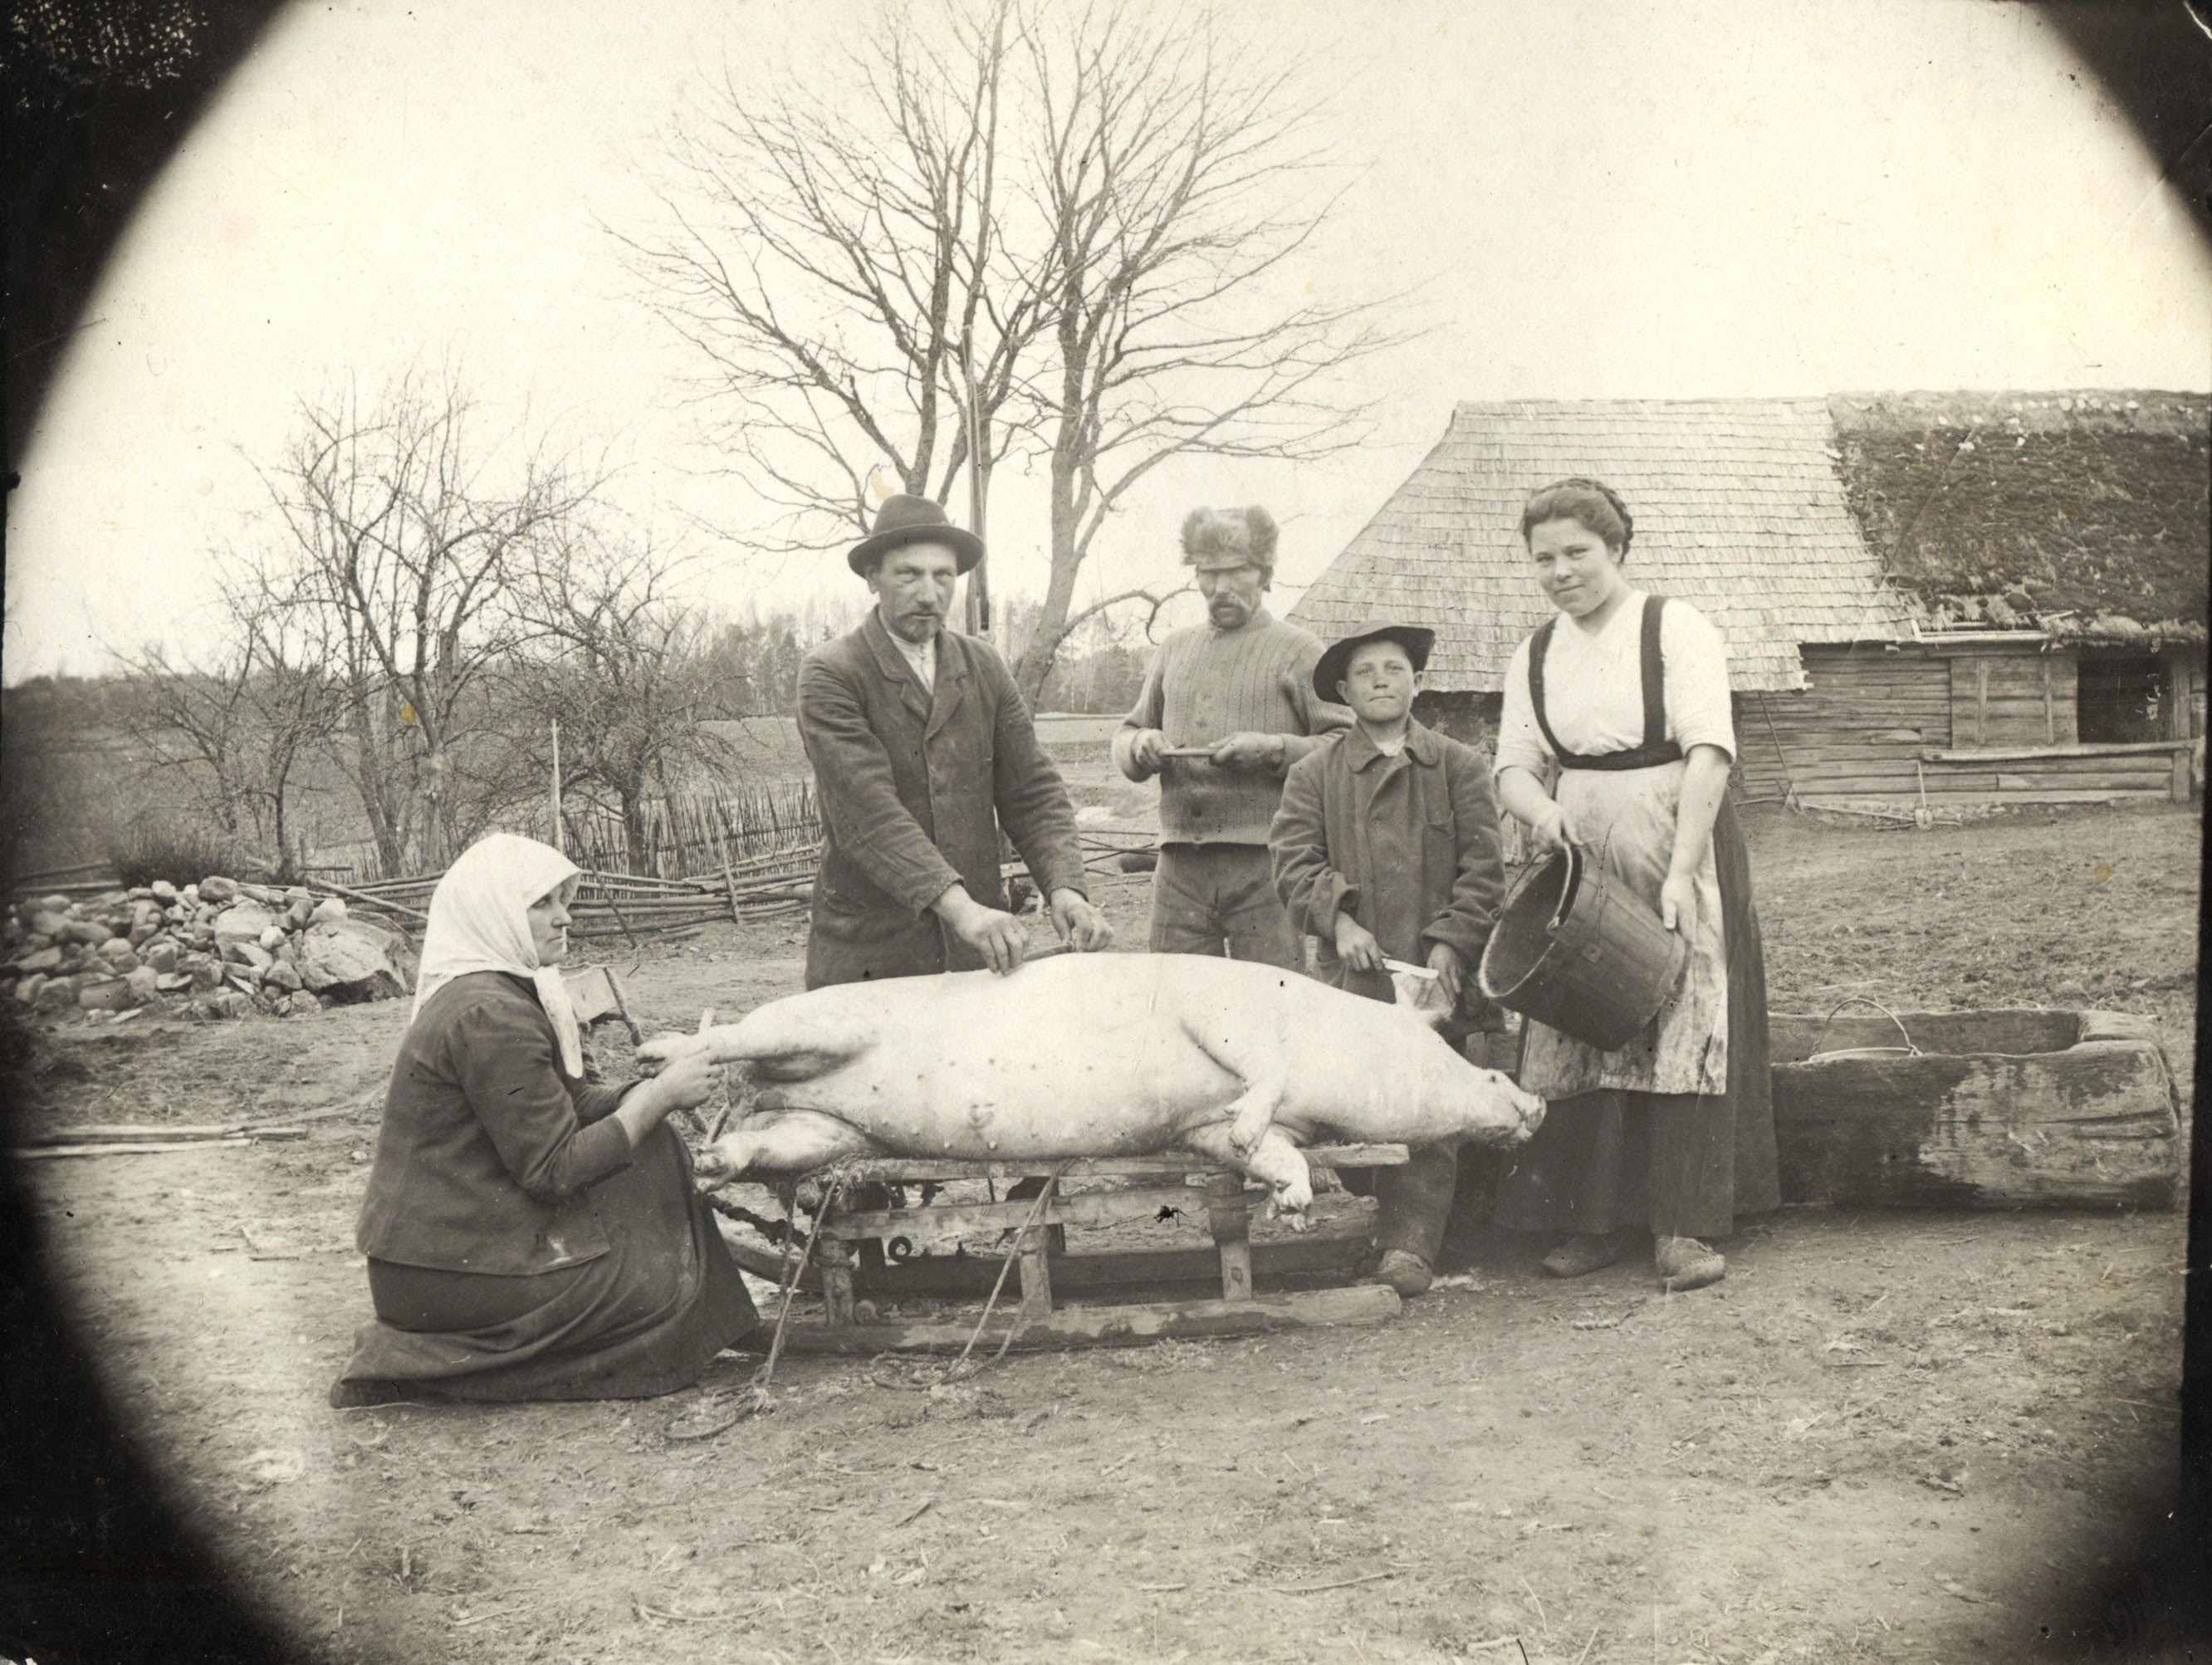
<box><xmin>7</xmin><ymin>0</ymin><xmax>2209</xmax><ymax>681</ymax></box>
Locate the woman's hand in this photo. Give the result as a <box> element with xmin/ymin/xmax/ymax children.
<box><xmin>1659</xmin><ymin>870</ymin><xmax>1698</xmax><ymax>938</ymax></box>
<box><xmin>650</xmin><ymin>1050</ymin><xmax>721</xmax><ymax>1113</ymax></box>
<box><xmin>1524</xmin><ymin>796</ymin><xmax>1573</xmax><ymax>854</ymax></box>
<box><xmin>1495</xmin><ymin>766</ymin><xmax>1572</xmax><ymax>853</ymax></box>
<box><xmin>1333</xmin><ymin>912</ymin><xmax>1386</xmax><ymax>975</ymax></box>
<box><xmin>615</xmin><ymin>1050</ymin><xmax>720</xmax><ymax>1148</ymax></box>
<box><xmin>634</xmin><ymin>1032</ymin><xmax>706</xmax><ymax>1076</ymax></box>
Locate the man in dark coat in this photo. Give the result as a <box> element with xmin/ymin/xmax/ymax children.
<box><xmin>799</xmin><ymin>494</ymin><xmax>1110</xmax><ymax>988</ymax></box>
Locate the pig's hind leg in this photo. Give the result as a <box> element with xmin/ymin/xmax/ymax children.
<box><xmin>696</xmin><ymin>1006</ymin><xmax>869</xmax><ymax>1080</ymax></box>
<box><xmin>697</xmin><ymin>1112</ymin><xmax>881</xmax><ymax>1184</ymax></box>
<box><xmin>1182</xmin><ymin>1008</ymin><xmax>1291</xmax><ymax>1158</ymax></box>
<box><xmin>1175</xmin><ymin>1122</ymin><xmax>1314</xmax><ymax>1227</ymax></box>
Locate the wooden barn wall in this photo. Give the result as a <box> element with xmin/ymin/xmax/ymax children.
<box><xmin>1733</xmin><ymin>645</ymin><xmax>1950</xmax><ymax>801</ymax></box>
<box><xmin>1945</xmin><ymin>642</ymin><xmax>2077</xmax><ymax>748</ymax></box>
<box><xmin>1917</xmin><ymin>748</ymin><xmax>2176</xmax><ymax>801</ymax></box>
<box><xmin>1417</xmin><ymin>644</ymin><xmax>2195</xmax><ymax>805</ymax></box>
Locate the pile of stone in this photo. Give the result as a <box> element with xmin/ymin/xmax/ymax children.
<box><xmin>2</xmin><ymin>876</ymin><xmax>414</xmax><ymax>1021</ymax></box>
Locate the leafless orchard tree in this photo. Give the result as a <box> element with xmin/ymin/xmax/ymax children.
<box><xmin>629</xmin><ymin>0</ymin><xmax>1403</xmax><ymax>698</ymax></box>
<box><xmin>256</xmin><ymin>373</ymin><xmax>602</xmax><ymax>873</ymax></box>
<box><xmin>114</xmin><ymin>560</ymin><xmax>345</xmax><ymax>871</ymax></box>
<box><xmin>502</xmin><ymin>532</ymin><xmax>743</xmax><ymax>872</ymax></box>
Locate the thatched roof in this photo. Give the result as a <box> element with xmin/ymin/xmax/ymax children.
<box><xmin>1828</xmin><ymin>390</ymin><xmax>2209</xmax><ymax>643</ymax></box>
<box><xmin>1289</xmin><ymin>399</ymin><xmax>1908</xmax><ymax>693</ymax></box>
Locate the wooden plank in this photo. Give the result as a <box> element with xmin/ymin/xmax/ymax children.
<box><xmin>561</xmin><ymin>966</ymin><xmax>621</xmax><ymax>1026</ymax></box>
<box><xmin>820</xmin><ymin>1185</ymin><xmax>1201</xmax><ymax>1241</ymax></box>
<box><xmin>825</xmin><ymin>1143</ymin><xmax>1409</xmax><ymax>1183</ymax></box>
<box><xmin>841</xmin><ymin>1233</ymin><xmax>1376</xmax><ymax>1298</ymax></box>
<box><xmin>774</xmin><ymin>1284</ymin><xmax>1402</xmax><ymax>1355</ymax></box>
<box><xmin>16</xmin><ymin>1123</ymin><xmax>249</xmax><ymax>1146</ymax></box>
<box><xmin>1205</xmin><ymin>1171</ymin><xmax>1254</xmax><ymax>1302</ymax></box>
<box><xmin>1771</xmin><ymin>1009</ymin><xmax>2082</xmax><ymax>1065</ymax></box>
<box><xmin>17</xmin><ymin>1139</ymin><xmax>255</xmax><ymax>1159</ymax></box>
<box><xmin>1773</xmin><ymin>1039</ymin><xmax>2179</xmax><ymax>1211</ymax></box>
<box><xmin>816</xmin><ymin>1237</ymin><xmax>858</xmax><ymax>1325</ymax></box>
<box><xmin>1016</xmin><ymin>1224</ymin><xmax>1054</xmax><ymax>1320</ymax></box>
<box><xmin>719</xmin><ymin>1233</ymin><xmax>1377</xmax><ymax>1300</ymax></box>
<box><xmin>1922</xmin><ymin>790</ymin><xmax>2169</xmax><ymax>806</ymax></box>
<box><xmin>1921</xmin><ymin>740</ymin><xmax>2193</xmax><ymax>762</ymax></box>
<box><xmin>1974</xmin><ymin>659</ymin><xmax>1989</xmax><ymax>747</ymax></box>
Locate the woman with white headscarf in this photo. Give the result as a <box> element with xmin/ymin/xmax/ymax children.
<box><xmin>332</xmin><ymin>835</ymin><xmax>757</xmax><ymax>1407</ymax></box>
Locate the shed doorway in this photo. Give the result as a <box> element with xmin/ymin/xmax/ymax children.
<box><xmin>2077</xmin><ymin>653</ymin><xmax>2166</xmax><ymax>743</ymax></box>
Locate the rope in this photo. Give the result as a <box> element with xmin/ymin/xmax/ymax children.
<box><xmin>705</xmin><ymin>1192</ymin><xmax>795</xmax><ymax>1245</ymax></box>
<box><xmin>936</xmin><ymin>1159</ymin><xmax>1074</xmax><ymax>1383</ymax></box>
<box><xmin>747</xmin><ymin>1168</ymin><xmax>854</xmax><ymax>1404</ymax></box>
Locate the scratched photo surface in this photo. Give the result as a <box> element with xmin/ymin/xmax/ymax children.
<box><xmin>3</xmin><ymin>2</ymin><xmax>2207</xmax><ymax>1662</ymax></box>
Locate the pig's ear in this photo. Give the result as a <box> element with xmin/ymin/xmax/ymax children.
<box><xmin>1388</xmin><ymin>968</ymin><xmax>1454</xmax><ymax>1031</ymax></box>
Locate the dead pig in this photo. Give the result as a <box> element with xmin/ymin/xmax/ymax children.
<box><xmin>639</xmin><ymin>952</ymin><xmax>1546</xmax><ymax>1217</ymax></box>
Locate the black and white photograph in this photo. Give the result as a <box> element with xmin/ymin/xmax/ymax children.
<box><xmin>3</xmin><ymin>2</ymin><xmax>2208</xmax><ymax>1661</ymax></box>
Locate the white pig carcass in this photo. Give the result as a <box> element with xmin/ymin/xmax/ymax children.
<box><xmin>648</xmin><ymin>953</ymin><xmax>1546</xmax><ymax>1216</ymax></box>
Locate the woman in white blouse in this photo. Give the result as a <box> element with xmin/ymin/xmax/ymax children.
<box><xmin>1491</xmin><ymin>479</ymin><xmax>1778</xmax><ymax>1292</ymax></box>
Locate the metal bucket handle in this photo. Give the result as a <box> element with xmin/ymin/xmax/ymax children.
<box><xmin>1808</xmin><ymin>994</ymin><xmax>1921</xmax><ymax>1059</ymax></box>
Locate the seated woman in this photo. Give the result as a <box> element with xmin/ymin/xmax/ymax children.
<box><xmin>331</xmin><ymin>835</ymin><xmax>757</xmax><ymax>1408</ymax></box>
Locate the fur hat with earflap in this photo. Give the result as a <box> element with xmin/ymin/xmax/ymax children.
<box><xmin>1179</xmin><ymin>506</ymin><xmax>1279</xmax><ymax>573</ymax></box>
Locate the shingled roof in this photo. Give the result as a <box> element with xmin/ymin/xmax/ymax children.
<box><xmin>1288</xmin><ymin>398</ymin><xmax>1909</xmax><ymax>693</ymax></box>
<box><xmin>1828</xmin><ymin>390</ymin><xmax>2209</xmax><ymax>642</ymax></box>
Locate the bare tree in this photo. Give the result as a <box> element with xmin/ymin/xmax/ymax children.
<box><xmin>630</xmin><ymin>0</ymin><xmax>1404</xmax><ymax>692</ymax></box>
<box><xmin>502</xmin><ymin>534</ymin><xmax>743</xmax><ymax>872</ymax></box>
<box><xmin>1014</xmin><ymin>2</ymin><xmax>1402</xmax><ymax>695</ymax></box>
<box><xmin>621</xmin><ymin>0</ymin><xmax>1047</xmax><ymax>637</ymax></box>
<box><xmin>257</xmin><ymin>373</ymin><xmax>601</xmax><ymax>873</ymax></box>
<box><xmin>115</xmin><ymin>568</ymin><xmax>345</xmax><ymax>874</ymax></box>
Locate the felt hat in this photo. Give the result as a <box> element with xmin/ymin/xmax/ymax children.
<box><xmin>848</xmin><ymin>494</ymin><xmax>985</xmax><ymax>576</ymax></box>
<box><xmin>1312</xmin><ymin>621</ymin><xmax>1435</xmax><ymax>703</ymax></box>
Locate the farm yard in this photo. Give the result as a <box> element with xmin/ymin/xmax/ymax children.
<box><xmin>4</xmin><ymin>795</ymin><xmax>2196</xmax><ymax>1665</ymax></box>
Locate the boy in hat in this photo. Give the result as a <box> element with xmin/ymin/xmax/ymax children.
<box><xmin>1268</xmin><ymin>622</ymin><xmax>1508</xmax><ymax>1295</ymax></box>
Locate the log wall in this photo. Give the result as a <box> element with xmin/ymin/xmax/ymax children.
<box><xmin>1945</xmin><ymin>640</ymin><xmax>2078</xmax><ymax>747</ymax></box>
<box><xmin>1741</xmin><ymin>639</ymin><xmax>2198</xmax><ymax>806</ymax></box>
<box><xmin>1734</xmin><ymin>644</ymin><xmax>1951</xmax><ymax>801</ymax></box>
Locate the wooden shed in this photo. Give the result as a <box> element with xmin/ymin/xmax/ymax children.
<box><xmin>1290</xmin><ymin>392</ymin><xmax>2207</xmax><ymax>808</ymax></box>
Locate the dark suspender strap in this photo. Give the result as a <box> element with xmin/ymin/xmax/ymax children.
<box><xmin>1640</xmin><ymin>595</ymin><xmax>1669</xmax><ymax>753</ymax></box>
<box><xmin>1542</xmin><ymin>594</ymin><xmax>1687</xmax><ymax>772</ymax></box>
<box><xmin>1527</xmin><ymin>615</ymin><xmax>1569</xmax><ymax>761</ymax></box>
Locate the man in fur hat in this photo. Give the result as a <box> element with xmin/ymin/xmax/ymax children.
<box><xmin>1113</xmin><ymin>506</ymin><xmax>1349</xmax><ymax>968</ymax></box>
<box><xmin>800</xmin><ymin>494</ymin><xmax>1111</xmax><ymax>988</ymax></box>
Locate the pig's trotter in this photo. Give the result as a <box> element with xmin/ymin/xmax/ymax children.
<box><xmin>1177</xmin><ymin>1123</ymin><xmax>1313</xmax><ymax>1225</ymax></box>
<box><xmin>697</xmin><ymin>1111</ymin><xmax>880</xmax><ymax>1184</ymax></box>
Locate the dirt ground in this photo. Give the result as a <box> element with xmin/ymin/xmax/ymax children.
<box><xmin>7</xmin><ymin>801</ymin><xmax>2198</xmax><ymax>1664</ymax></box>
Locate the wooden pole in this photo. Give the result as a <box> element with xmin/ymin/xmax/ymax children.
<box><xmin>301</xmin><ymin>876</ymin><xmax>429</xmax><ymax>926</ymax></box>
<box><xmin>550</xmin><ymin>719</ymin><xmax>563</xmax><ymax>854</ymax></box>
<box><xmin>961</xmin><ymin>337</ymin><xmax>991</xmax><ymax>642</ymax></box>
<box><xmin>715</xmin><ymin>826</ymin><xmax>741</xmax><ymax>923</ymax></box>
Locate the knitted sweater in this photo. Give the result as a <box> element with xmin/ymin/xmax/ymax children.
<box><xmin>1114</xmin><ymin>611</ymin><xmax>1350</xmax><ymax>845</ymax></box>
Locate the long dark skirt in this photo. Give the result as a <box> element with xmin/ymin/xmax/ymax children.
<box><xmin>336</xmin><ymin>1124</ymin><xmax>758</xmax><ymax>1402</ymax></box>
<box><xmin>1492</xmin><ymin>797</ymin><xmax>1780</xmax><ymax>1239</ymax></box>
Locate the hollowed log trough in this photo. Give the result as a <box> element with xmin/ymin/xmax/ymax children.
<box><xmin>1769</xmin><ymin>1009</ymin><xmax>2180</xmax><ymax>1211</ymax></box>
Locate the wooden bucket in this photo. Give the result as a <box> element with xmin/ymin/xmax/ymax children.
<box><xmin>1478</xmin><ymin>844</ymin><xmax>1686</xmax><ymax>1051</ymax></box>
